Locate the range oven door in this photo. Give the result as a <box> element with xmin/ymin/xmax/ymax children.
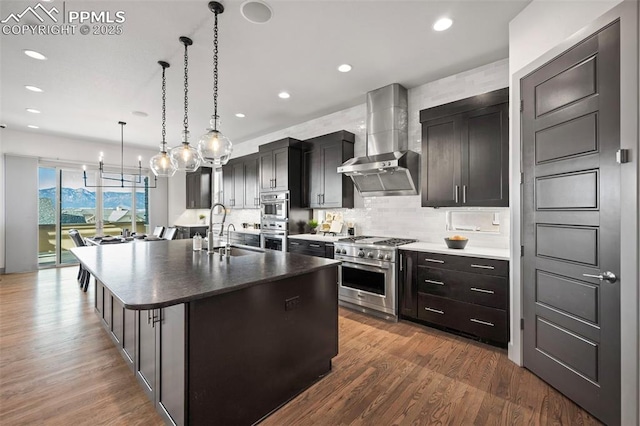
<box><xmin>338</xmin><ymin>260</ymin><xmax>397</xmax><ymax>316</ymax></box>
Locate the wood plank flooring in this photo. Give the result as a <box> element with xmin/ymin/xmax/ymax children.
<box><xmin>0</xmin><ymin>267</ymin><xmax>601</xmax><ymax>425</ymax></box>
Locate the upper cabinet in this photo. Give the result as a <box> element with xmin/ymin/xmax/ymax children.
<box><xmin>186</xmin><ymin>167</ymin><xmax>212</xmax><ymax>209</ymax></box>
<box><xmin>420</xmin><ymin>88</ymin><xmax>509</xmax><ymax>208</ymax></box>
<box><xmin>303</xmin><ymin>131</ymin><xmax>355</xmax><ymax>209</ymax></box>
<box><xmin>258</xmin><ymin>138</ymin><xmax>305</xmax><ymax>207</ymax></box>
<box><xmin>221</xmin><ymin>154</ymin><xmax>260</xmax><ymax>209</ymax></box>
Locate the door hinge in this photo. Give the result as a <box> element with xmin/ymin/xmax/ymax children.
<box><xmin>520</xmin><ymin>245</ymin><xmax>524</xmax><ymax>257</ymax></box>
<box><xmin>616</xmin><ymin>149</ymin><xmax>629</xmax><ymax>164</ymax></box>
<box><xmin>520</xmin><ymin>318</ymin><xmax>525</xmax><ymax>330</ymax></box>
<box><xmin>520</xmin><ymin>100</ymin><xmax>524</xmax><ymax>112</ymax></box>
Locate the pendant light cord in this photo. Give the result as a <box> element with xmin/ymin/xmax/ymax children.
<box><xmin>161</xmin><ymin>64</ymin><xmax>167</xmax><ymax>152</ymax></box>
<box><xmin>213</xmin><ymin>10</ymin><xmax>219</xmax><ymax>131</ymax></box>
<box><xmin>120</xmin><ymin>122</ymin><xmax>124</xmax><ymax>177</ymax></box>
<box><xmin>183</xmin><ymin>42</ymin><xmax>189</xmax><ymax>136</ymax></box>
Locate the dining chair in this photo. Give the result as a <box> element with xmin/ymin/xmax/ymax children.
<box><xmin>152</xmin><ymin>226</ymin><xmax>165</xmax><ymax>238</ymax></box>
<box><xmin>68</xmin><ymin>229</ymin><xmax>91</xmax><ymax>292</ymax></box>
<box><xmin>163</xmin><ymin>227</ymin><xmax>177</xmax><ymax>240</ymax></box>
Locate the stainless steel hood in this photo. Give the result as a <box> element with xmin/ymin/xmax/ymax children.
<box><xmin>337</xmin><ymin>83</ymin><xmax>420</xmax><ymax>196</ymax></box>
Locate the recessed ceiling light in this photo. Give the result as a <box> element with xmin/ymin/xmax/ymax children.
<box><xmin>433</xmin><ymin>17</ymin><xmax>453</xmax><ymax>32</ymax></box>
<box><xmin>131</xmin><ymin>111</ymin><xmax>148</xmax><ymax>117</ymax></box>
<box><xmin>278</xmin><ymin>91</ymin><xmax>290</xmax><ymax>99</ymax></box>
<box><xmin>26</xmin><ymin>108</ymin><xmax>41</xmax><ymax>114</ymax></box>
<box><xmin>24</xmin><ymin>50</ymin><xmax>47</xmax><ymax>60</ymax></box>
<box><xmin>240</xmin><ymin>0</ymin><xmax>273</xmax><ymax>24</ymax></box>
<box><xmin>28</xmin><ymin>125</ymin><xmax>39</xmax><ymax>129</ymax></box>
<box><xmin>25</xmin><ymin>85</ymin><xmax>44</xmax><ymax>93</ymax></box>
<box><xmin>337</xmin><ymin>64</ymin><xmax>352</xmax><ymax>73</ymax></box>
<box><xmin>235</xmin><ymin>113</ymin><xmax>246</xmax><ymax>118</ymax></box>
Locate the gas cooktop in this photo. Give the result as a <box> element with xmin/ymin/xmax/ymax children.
<box><xmin>336</xmin><ymin>236</ymin><xmax>416</xmax><ymax>247</ymax></box>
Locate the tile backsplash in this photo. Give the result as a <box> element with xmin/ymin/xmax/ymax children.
<box><xmin>205</xmin><ymin>58</ymin><xmax>510</xmax><ymax>249</ymax></box>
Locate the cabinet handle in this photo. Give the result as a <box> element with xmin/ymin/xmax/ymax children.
<box><xmin>321</xmin><ymin>194</ymin><xmax>325</xmax><ymax>204</ymax></box>
<box><xmin>470</xmin><ymin>287</ymin><xmax>494</xmax><ymax>294</ymax></box>
<box><xmin>400</xmin><ymin>253</ymin><xmax>403</xmax><ymax>271</ymax></box>
<box><xmin>462</xmin><ymin>185</ymin><xmax>467</xmax><ymax>204</ymax></box>
<box><xmin>470</xmin><ymin>318</ymin><xmax>494</xmax><ymax>327</ymax></box>
<box><xmin>151</xmin><ymin>310</ymin><xmax>160</xmax><ymax>328</ymax></box>
<box><xmin>290</xmin><ymin>241</ymin><xmax>300</xmax><ymax>246</ymax></box>
<box><xmin>147</xmin><ymin>310</ymin><xmax>151</xmax><ymax>325</ymax></box>
<box><xmin>424</xmin><ymin>258</ymin><xmax>445</xmax><ymax>264</ymax></box>
<box><xmin>454</xmin><ymin>185</ymin><xmax>459</xmax><ymax>203</ymax></box>
<box><xmin>425</xmin><ymin>279</ymin><xmax>445</xmax><ymax>286</ymax></box>
<box><xmin>309</xmin><ymin>244</ymin><xmax>321</xmax><ymax>248</ymax></box>
<box><xmin>470</xmin><ymin>264</ymin><xmax>495</xmax><ymax>270</ymax></box>
<box><xmin>424</xmin><ymin>307</ymin><xmax>444</xmax><ymax>315</ymax></box>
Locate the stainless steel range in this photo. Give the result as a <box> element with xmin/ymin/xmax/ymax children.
<box><xmin>334</xmin><ymin>236</ymin><xmax>416</xmax><ymax>321</ymax></box>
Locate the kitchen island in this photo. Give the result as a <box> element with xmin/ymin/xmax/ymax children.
<box><xmin>71</xmin><ymin>240</ymin><xmax>340</xmax><ymax>426</ymax></box>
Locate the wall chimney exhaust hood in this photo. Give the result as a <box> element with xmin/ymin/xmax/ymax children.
<box><xmin>337</xmin><ymin>83</ymin><xmax>420</xmax><ymax>196</ymax></box>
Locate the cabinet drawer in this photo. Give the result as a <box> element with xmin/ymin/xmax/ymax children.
<box><xmin>417</xmin><ymin>267</ymin><xmax>507</xmax><ymax>309</ymax></box>
<box><xmin>418</xmin><ymin>293</ymin><xmax>507</xmax><ymax>343</ymax></box>
<box><xmin>416</xmin><ymin>252</ymin><xmax>508</xmax><ymax>277</ymax></box>
<box><xmin>306</xmin><ymin>242</ymin><xmax>325</xmax><ymax>257</ymax></box>
<box><xmin>417</xmin><ymin>267</ymin><xmax>456</xmax><ymax>299</ymax></box>
<box><xmin>244</xmin><ymin>234</ymin><xmax>260</xmax><ymax>247</ymax></box>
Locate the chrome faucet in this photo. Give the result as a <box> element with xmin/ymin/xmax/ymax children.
<box><xmin>225</xmin><ymin>224</ymin><xmax>236</xmax><ymax>257</ymax></box>
<box><xmin>207</xmin><ymin>203</ymin><xmax>227</xmax><ymax>253</ymax></box>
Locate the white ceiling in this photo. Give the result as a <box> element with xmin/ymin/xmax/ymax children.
<box><xmin>0</xmin><ymin>0</ymin><xmax>529</xmax><ymax>150</ymax></box>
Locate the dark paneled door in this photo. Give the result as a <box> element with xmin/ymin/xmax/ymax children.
<box><xmin>522</xmin><ymin>22</ymin><xmax>620</xmax><ymax>425</ymax></box>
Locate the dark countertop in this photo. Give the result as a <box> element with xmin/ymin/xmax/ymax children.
<box><xmin>70</xmin><ymin>239</ymin><xmax>340</xmax><ymax>310</ymax></box>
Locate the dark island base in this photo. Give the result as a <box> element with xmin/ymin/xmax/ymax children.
<box><xmin>188</xmin><ymin>267</ymin><xmax>339</xmax><ymax>425</ymax></box>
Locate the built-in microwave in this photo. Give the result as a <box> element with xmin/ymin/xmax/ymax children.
<box><xmin>260</xmin><ymin>192</ymin><xmax>289</xmax><ymax>221</ymax></box>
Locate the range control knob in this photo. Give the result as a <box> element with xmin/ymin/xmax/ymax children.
<box><xmin>335</xmin><ymin>247</ymin><xmax>341</xmax><ymax>254</ymax></box>
<box><xmin>341</xmin><ymin>249</ymin><xmax>347</xmax><ymax>255</ymax></box>
<box><xmin>384</xmin><ymin>254</ymin><xmax>391</xmax><ymax>261</ymax></box>
<box><xmin>358</xmin><ymin>250</ymin><xmax>365</xmax><ymax>258</ymax></box>
<box><xmin>377</xmin><ymin>253</ymin><xmax>384</xmax><ymax>260</ymax></box>
<box><xmin>367</xmin><ymin>252</ymin><xmax>374</xmax><ymax>258</ymax></box>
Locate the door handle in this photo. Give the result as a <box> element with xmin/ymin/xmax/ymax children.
<box><xmin>462</xmin><ymin>185</ymin><xmax>467</xmax><ymax>204</ymax></box>
<box><xmin>454</xmin><ymin>185</ymin><xmax>459</xmax><ymax>203</ymax></box>
<box><xmin>582</xmin><ymin>271</ymin><xmax>617</xmax><ymax>283</ymax></box>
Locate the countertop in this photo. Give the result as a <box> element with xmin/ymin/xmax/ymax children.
<box><xmin>71</xmin><ymin>239</ymin><xmax>340</xmax><ymax>310</ymax></box>
<box><xmin>288</xmin><ymin>234</ymin><xmax>342</xmax><ymax>243</ymax></box>
<box><xmin>400</xmin><ymin>242</ymin><xmax>510</xmax><ymax>261</ymax></box>
<box><xmin>174</xmin><ymin>223</ymin><xmax>210</xmax><ymax>227</ymax></box>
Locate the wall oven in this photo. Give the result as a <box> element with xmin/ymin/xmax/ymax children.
<box><xmin>260</xmin><ymin>192</ymin><xmax>288</xmax><ymax>221</ymax></box>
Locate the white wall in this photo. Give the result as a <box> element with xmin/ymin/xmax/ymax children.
<box><xmin>509</xmin><ymin>1</ymin><xmax>638</xmax><ymax>424</ymax></box>
<box><xmin>0</xmin><ymin>129</ymin><xmax>168</xmax><ymax>271</ymax></box>
<box><xmin>174</xmin><ymin>59</ymin><xmax>512</xmax><ymax>248</ymax></box>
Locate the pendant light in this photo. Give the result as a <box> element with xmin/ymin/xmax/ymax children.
<box><xmin>150</xmin><ymin>60</ymin><xmax>178</xmax><ymax>177</ymax></box>
<box><xmin>169</xmin><ymin>36</ymin><xmax>201</xmax><ymax>172</ymax></box>
<box><xmin>197</xmin><ymin>1</ymin><xmax>233</xmax><ymax>167</ymax></box>
<box><xmin>83</xmin><ymin>121</ymin><xmax>157</xmax><ymax>188</ymax></box>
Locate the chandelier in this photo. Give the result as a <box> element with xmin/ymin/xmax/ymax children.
<box><xmin>83</xmin><ymin>121</ymin><xmax>157</xmax><ymax>188</ymax></box>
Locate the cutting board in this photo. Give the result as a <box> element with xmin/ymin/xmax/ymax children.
<box><xmin>329</xmin><ymin>221</ymin><xmax>343</xmax><ymax>234</ymax></box>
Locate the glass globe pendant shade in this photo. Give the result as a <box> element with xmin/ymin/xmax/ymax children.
<box><xmin>198</xmin><ymin>116</ymin><xmax>232</xmax><ymax>167</ymax></box>
<box><xmin>170</xmin><ymin>131</ymin><xmax>201</xmax><ymax>172</ymax></box>
<box><xmin>149</xmin><ymin>149</ymin><xmax>178</xmax><ymax>177</ymax></box>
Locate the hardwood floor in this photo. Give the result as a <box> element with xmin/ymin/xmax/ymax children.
<box><xmin>0</xmin><ymin>267</ymin><xmax>600</xmax><ymax>425</ymax></box>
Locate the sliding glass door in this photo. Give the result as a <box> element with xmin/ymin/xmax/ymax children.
<box><xmin>38</xmin><ymin>165</ymin><xmax>149</xmax><ymax>267</ymax></box>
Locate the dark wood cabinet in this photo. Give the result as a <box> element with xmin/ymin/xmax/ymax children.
<box><xmin>222</xmin><ymin>162</ymin><xmax>244</xmax><ymax>208</ymax></box>
<box><xmin>136</xmin><ymin>305</ymin><xmax>185</xmax><ymax>426</ymax></box>
<box><xmin>399</xmin><ymin>250</ymin><xmax>418</xmax><ymax>319</ymax></box>
<box><xmin>186</xmin><ymin>167</ymin><xmax>212</xmax><ymax>209</ymax></box>
<box><xmin>288</xmin><ymin>238</ymin><xmax>334</xmax><ymax>259</ymax></box>
<box><xmin>243</xmin><ymin>156</ymin><xmax>260</xmax><ymax>208</ymax></box>
<box><xmin>95</xmin><ymin>281</ymin><xmax>135</xmax><ymax>371</ymax></box>
<box><xmin>401</xmin><ymin>250</ymin><xmax>509</xmax><ymax>346</ymax></box>
<box><xmin>221</xmin><ymin>154</ymin><xmax>260</xmax><ymax>209</ymax></box>
<box><xmin>258</xmin><ymin>138</ymin><xmax>305</xmax><ymax>206</ymax></box>
<box><xmin>420</xmin><ymin>88</ymin><xmax>509</xmax><ymax>207</ymax></box>
<box><xmin>304</xmin><ymin>131</ymin><xmax>355</xmax><ymax>209</ymax></box>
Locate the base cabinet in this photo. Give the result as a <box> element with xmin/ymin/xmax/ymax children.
<box><xmin>93</xmin><ymin>268</ymin><xmax>337</xmax><ymax>425</ymax></box>
<box><xmin>135</xmin><ymin>305</ymin><xmax>185</xmax><ymax>426</ymax></box>
<box><xmin>288</xmin><ymin>238</ymin><xmax>334</xmax><ymax>259</ymax></box>
<box><xmin>399</xmin><ymin>250</ymin><xmax>509</xmax><ymax>346</ymax></box>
